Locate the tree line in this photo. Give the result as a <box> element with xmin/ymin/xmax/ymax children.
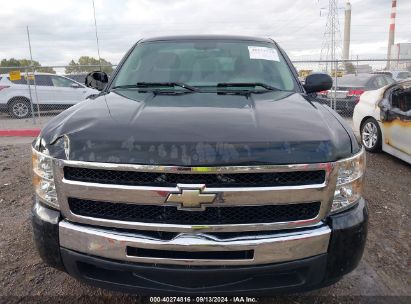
<box><xmin>0</xmin><ymin>56</ymin><xmax>113</xmax><ymax>74</ymax></box>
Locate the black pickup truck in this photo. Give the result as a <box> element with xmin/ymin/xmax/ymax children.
<box><xmin>31</xmin><ymin>35</ymin><xmax>367</xmax><ymax>295</ymax></box>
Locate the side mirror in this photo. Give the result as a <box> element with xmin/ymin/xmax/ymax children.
<box><xmin>85</xmin><ymin>71</ymin><xmax>108</xmax><ymax>91</ymax></box>
<box><xmin>304</xmin><ymin>73</ymin><xmax>333</xmax><ymax>94</ymax></box>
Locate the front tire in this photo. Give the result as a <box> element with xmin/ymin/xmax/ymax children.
<box><xmin>8</xmin><ymin>98</ymin><xmax>32</xmax><ymax>119</ymax></box>
<box><xmin>361</xmin><ymin>118</ymin><xmax>382</xmax><ymax>152</ymax></box>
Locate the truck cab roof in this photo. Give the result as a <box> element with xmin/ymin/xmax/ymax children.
<box><xmin>140</xmin><ymin>35</ymin><xmax>275</xmax><ymax>43</ymax></box>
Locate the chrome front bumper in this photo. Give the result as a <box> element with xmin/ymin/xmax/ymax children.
<box><xmin>47</xmin><ymin>152</ymin><xmax>360</xmax><ymax>267</ymax></box>
<box><xmin>59</xmin><ymin>220</ymin><xmax>331</xmax><ymax>266</ymax></box>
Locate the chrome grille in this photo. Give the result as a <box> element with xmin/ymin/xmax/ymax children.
<box><xmin>68</xmin><ymin>198</ymin><xmax>321</xmax><ymax>225</ymax></box>
<box><xmin>53</xmin><ymin>159</ymin><xmax>337</xmax><ymax>232</ymax></box>
<box><xmin>64</xmin><ymin>166</ymin><xmax>326</xmax><ymax>187</ymax></box>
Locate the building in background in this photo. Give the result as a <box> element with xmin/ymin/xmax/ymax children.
<box><xmin>342</xmin><ymin>1</ymin><xmax>351</xmax><ymax>61</ymax></box>
<box><xmin>355</xmin><ymin>64</ymin><xmax>373</xmax><ymax>74</ymax></box>
<box><xmin>386</xmin><ymin>0</ymin><xmax>397</xmax><ymax>69</ymax></box>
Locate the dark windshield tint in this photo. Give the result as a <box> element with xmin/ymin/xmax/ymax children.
<box><xmin>35</xmin><ymin>75</ymin><xmax>53</xmax><ymax>86</ymax></box>
<box><xmin>112</xmin><ymin>40</ymin><xmax>296</xmax><ymax>91</ymax></box>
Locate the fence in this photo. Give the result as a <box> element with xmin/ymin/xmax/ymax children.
<box><xmin>0</xmin><ymin>65</ymin><xmax>115</xmax><ymax>131</ymax></box>
<box><xmin>294</xmin><ymin>58</ymin><xmax>411</xmax><ymax>118</ymax></box>
<box><xmin>0</xmin><ymin>59</ymin><xmax>410</xmax><ymax>131</ymax></box>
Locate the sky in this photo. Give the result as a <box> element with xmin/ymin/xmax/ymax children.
<box><xmin>0</xmin><ymin>0</ymin><xmax>410</xmax><ymax>66</ymax></box>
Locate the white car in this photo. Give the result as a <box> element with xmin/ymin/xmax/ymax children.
<box><xmin>353</xmin><ymin>80</ymin><xmax>411</xmax><ymax>164</ymax></box>
<box><xmin>0</xmin><ymin>72</ymin><xmax>98</xmax><ymax>118</ymax></box>
<box><xmin>372</xmin><ymin>70</ymin><xmax>411</xmax><ymax>82</ymax></box>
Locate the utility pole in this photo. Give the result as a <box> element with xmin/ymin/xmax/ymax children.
<box><xmin>92</xmin><ymin>0</ymin><xmax>102</xmax><ymax>71</ymax></box>
<box><xmin>26</xmin><ymin>26</ymin><xmax>40</xmax><ymax>119</ymax></box>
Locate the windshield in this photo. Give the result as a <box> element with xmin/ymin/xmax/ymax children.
<box><xmin>111</xmin><ymin>40</ymin><xmax>297</xmax><ymax>91</ymax></box>
<box><xmin>397</xmin><ymin>72</ymin><xmax>411</xmax><ymax>79</ymax></box>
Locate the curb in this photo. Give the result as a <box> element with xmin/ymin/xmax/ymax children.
<box><xmin>0</xmin><ymin>129</ymin><xmax>41</xmax><ymax>137</ymax></box>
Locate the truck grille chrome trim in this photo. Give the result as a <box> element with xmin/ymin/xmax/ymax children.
<box><xmin>53</xmin><ymin>160</ymin><xmax>338</xmax><ymax>232</ymax></box>
<box><xmin>63</xmin><ymin>166</ymin><xmax>326</xmax><ymax>188</ymax></box>
<box><xmin>68</xmin><ymin>198</ymin><xmax>321</xmax><ymax>225</ymax></box>
<box><xmin>59</xmin><ymin>220</ymin><xmax>331</xmax><ymax>266</ymax></box>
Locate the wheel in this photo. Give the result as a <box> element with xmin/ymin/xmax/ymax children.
<box><xmin>8</xmin><ymin>98</ymin><xmax>32</xmax><ymax>119</ymax></box>
<box><xmin>361</xmin><ymin>118</ymin><xmax>382</xmax><ymax>152</ymax></box>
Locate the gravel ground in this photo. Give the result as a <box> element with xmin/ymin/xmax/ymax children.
<box><xmin>0</xmin><ymin>141</ymin><xmax>410</xmax><ymax>304</ymax></box>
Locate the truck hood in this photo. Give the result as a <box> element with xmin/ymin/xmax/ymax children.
<box><xmin>41</xmin><ymin>90</ymin><xmax>355</xmax><ymax>165</ymax></box>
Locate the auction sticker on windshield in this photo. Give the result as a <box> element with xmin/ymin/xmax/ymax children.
<box><xmin>248</xmin><ymin>46</ymin><xmax>279</xmax><ymax>61</ymax></box>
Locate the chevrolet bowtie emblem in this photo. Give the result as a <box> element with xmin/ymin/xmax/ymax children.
<box><xmin>166</xmin><ymin>185</ymin><xmax>216</xmax><ymax>210</ymax></box>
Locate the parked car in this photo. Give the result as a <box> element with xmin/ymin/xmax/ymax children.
<box><xmin>353</xmin><ymin>79</ymin><xmax>411</xmax><ymax>164</ymax></box>
<box><xmin>372</xmin><ymin>70</ymin><xmax>411</xmax><ymax>82</ymax></box>
<box><xmin>317</xmin><ymin>73</ymin><xmax>395</xmax><ymax>115</ymax></box>
<box><xmin>32</xmin><ymin>35</ymin><xmax>367</xmax><ymax>295</ymax></box>
<box><xmin>0</xmin><ymin>73</ymin><xmax>98</xmax><ymax>118</ymax></box>
<box><xmin>64</xmin><ymin>73</ymin><xmax>88</xmax><ymax>85</ymax></box>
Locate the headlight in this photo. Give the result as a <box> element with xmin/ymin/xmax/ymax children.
<box><xmin>331</xmin><ymin>148</ymin><xmax>365</xmax><ymax>213</ymax></box>
<box><xmin>32</xmin><ymin>147</ymin><xmax>58</xmax><ymax>209</ymax></box>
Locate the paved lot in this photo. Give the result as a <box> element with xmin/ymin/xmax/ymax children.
<box><xmin>0</xmin><ymin>140</ymin><xmax>410</xmax><ymax>304</ymax></box>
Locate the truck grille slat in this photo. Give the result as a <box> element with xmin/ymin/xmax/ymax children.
<box><xmin>64</xmin><ymin>167</ymin><xmax>325</xmax><ymax>187</ymax></box>
<box><xmin>68</xmin><ymin>198</ymin><xmax>321</xmax><ymax>225</ymax></box>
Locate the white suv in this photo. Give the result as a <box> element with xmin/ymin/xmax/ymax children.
<box><xmin>0</xmin><ymin>73</ymin><xmax>98</xmax><ymax>118</ymax></box>
<box><xmin>372</xmin><ymin>70</ymin><xmax>411</xmax><ymax>82</ymax></box>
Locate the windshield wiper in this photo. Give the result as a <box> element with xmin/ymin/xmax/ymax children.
<box><xmin>216</xmin><ymin>82</ymin><xmax>280</xmax><ymax>91</ymax></box>
<box><xmin>112</xmin><ymin>82</ymin><xmax>198</xmax><ymax>92</ymax></box>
